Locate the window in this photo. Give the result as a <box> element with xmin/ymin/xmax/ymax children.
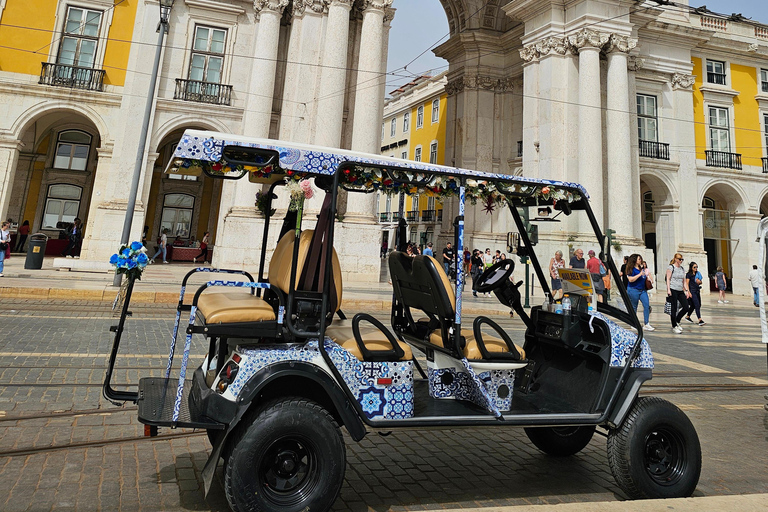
<box><xmin>764</xmin><ymin>114</ymin><xmax>768</xmax><ymax>153</ymax></box>
<box><xmin>414</xmin><ymin>146</ymin><xmax>422</xmax><ymax>162</ymax></box>
<box><xmin>381</xmin><ymin>123</ymin><xmax>385</xmax><ymax>141</ymax></box>
<box><xmin>429</xmin><ymin>142</ymin><xmax>438</xmax><ymax>164</ymax></box>
<box><xmin>417</xmin><ymin>106</ymin><xmax>424</xmax><ymax>129</ymax></box>
<box><xmin>403</xmin><ymin>112</ymin><xmax>410</xmax><ymax>132</ymax></box>
<box><xmin>53</xmin><ymin>130</ymin><xmax>91</xmax><ymax>170</ymax></box>
<box><xmin>390</xmin><ymin>118</ymin><xmax>396</xmax><ymax>137</ymax></box>
<box><xmin>762</xmin><ymin>69</ymin><xmax>768</xmax><ymax>93</ymax></box>
<box><xmin>58</xmin><ymin>7</ymin><xmax>102</xmax><ymax>69</ymax></box>
<box><xmin>43</xmin><ymin>184</ymin><xmax>81</xmax><ymax>228</ymax></box>
<box><xmin>706</xmin><ymin>59</ymin><xmax>726</xmax><ymax>85</ymax></box>
<box><xmin>643</xmin><ymin>191</ymin><xmax>654</xmax><ymax>222</ymax></box>
<box><xmin>708</xmin><ymin>107</ymin><xmax>730</xmax><ymax>151</ymax></box>
<box><xmin>401</xmin><ymin>151</ymin><xmax>407</xmax><ymax>159</ymax></box>
<box><xmin>189</xmin><ymin>26</ymin><xmax>226</xmax><ymax>84</ymax></box>
<box><xmin>431</xmin><ymin>99</ymin><xmax>440</xmax><ymax>123</ymax></box>
<box><xmin>637</xmin><ymin>94</ymin><xmax>658</xmax><ymax>142</ymax></box>
<box><xmin>385</xmin><ymin>195</ymin><xmax>391</xmax><ymax>214</ymax></box>
<box><xmin>160</xmin><ymin>194</ymin><xmax>195</xmax><ymax>238</ymax></box>
<box><xmin>427</xmin><ymin>196</ymin><xmax>435</xmax><ymax>211</ymax></box>
<box><xmin>702</xmin><ymin>196</ymin><xmax>715</xmax><ymax>209</ymax></box>
<box><xmin>411</xmin><ymin>195</ymin><xmax>419</xmax><ymax>212</ymax></box>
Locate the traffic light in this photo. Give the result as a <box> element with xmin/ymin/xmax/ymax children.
<box><xmin>605</xmin><ymin>228</ymin><xmax>615</xmax><ymax>254</ymax></box>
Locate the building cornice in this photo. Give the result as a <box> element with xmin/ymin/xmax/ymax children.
<box><xmin>184</xmin><ymin>0</ymin><xmax>246</xmax><ymax>16</ymax></box>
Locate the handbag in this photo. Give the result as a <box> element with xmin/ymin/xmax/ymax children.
<box><xmin>664</xmin><ymin>295</ymin><xmax>673</xmax><ymax>315</ymax></box>
<box><xmin>645</xmin><ymin>277</ymin><xmax>653</xmax><ymax>290</ymax></box>
<box><xmin>0</xmin><ymin>241</ymin><xmax>6</xmax><ymax>251</ymax></box>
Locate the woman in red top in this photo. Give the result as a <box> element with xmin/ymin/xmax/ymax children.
<box><xmin>15</xmin><ymin>220</ymin><xmax>30</xmax><ymax>252</ymax></box>
<box><xmin>193</xmin><ymin>232</ymin><xmax>210</xmax><ymax>264</ymax></box>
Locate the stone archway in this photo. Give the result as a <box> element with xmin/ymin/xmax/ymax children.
<box><xmin>639</xmin><ymin>172</ymin><xmax>677</xmax><ymax>276</ymax></box>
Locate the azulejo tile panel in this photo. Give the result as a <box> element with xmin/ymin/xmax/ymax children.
<box><xmin>593</xmin><ymin>312</ymin><xmax>654</xmax><ymax>369</ymax></box>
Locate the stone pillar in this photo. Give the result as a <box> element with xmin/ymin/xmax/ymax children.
<box><xmin>671</xmin><ymin>73</ymin><xmax>701</xmax><ymax>249</ymax></box>
<box><xmin>314</xmin><ymin>0</ymin><xmax>353</xmax><ymax>148</ymax></box>
<box><xmin>346</xmin><ymin>0</ymin><xmax>391</xmax><ymax>222</ymax></box>
<box><xmin>605</xmin><ymin>34</ymin><xmax>636</xmax><ymax>242</ymax></box>
<box><xmin>628</xmin><ymin>56</ymin><xmax>644</xmax><ymax>241</ymax></box>
<box><xmin>570</xmin><ymin>29</ymin><xmax>608</xmax><ymax>231</ymax></box>
<box><xmin>519</xmin><ymin>46</ymin><xmax>540</xmax><ymax>179</ymax></box>
<box><xmin>214</xmin><ymin>0</ymin><xmax>288</xmax><ymax>269</ymax></box>
<box><xmin>0</xmin><ymin>138</ymin><xmax>22</xmax><ymax>222</ymax></box>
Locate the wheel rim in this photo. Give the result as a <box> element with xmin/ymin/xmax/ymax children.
<box><xmin>644</xmin><ymin>426</ymin><xmax>687</xmax><ymax>486</ymax></box>
<box><xmin>259</xmin><ymin>436</ymin><xmax>319</xmax><ymax>507</ymax></box>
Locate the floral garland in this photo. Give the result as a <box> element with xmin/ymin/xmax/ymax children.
<box><xmin>109</xmin><ymin>241</ymin><xmax>149</xmax><ymax>281</ymax></box>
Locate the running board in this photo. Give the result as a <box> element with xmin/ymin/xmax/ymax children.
<box><xmin>137</xmin><ymin>377</ymin><xmax>224</xmax><ymax>430</ymax></box>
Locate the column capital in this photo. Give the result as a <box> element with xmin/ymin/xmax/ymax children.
<box><xmin>292</xmin><ymin>0</ymin><xmax>327</xmax><ymax>18</ymax></box>
<box><xmin>628</xmin><ymin>56</ymin><xmax>645</xmax><ymax>72</ymax></box>
<box><xmin>568</xmin><ymin>28</ymin><xmax>609</xmax><ymax>52</ymax></box>
<box><xmin>604</xmin><ymin>34</ymin><xmax>637</xmax><ymax>54</ymax></box>
<box><xmin>383</xmin><ymin>6</ymin><xmax>395</xmax><ymax>24</ymax></box>
<box><xmin>254</xmin><ymin>0</ymin><xmax>289</xmax><ymax>19</ymax></box>
<box><xmin>358</xmin><ymin>0</ymin><xmax>392</xmax><ymax>14</ymax></box>
<box><xmin>671</xmin><ymin>73</ymin><xmax>696</xmax><ymax>90</ymax></box>
<box><xmin>328</xmin><ymin>0</ymin><xmax>353</xmax><ymax>6</ymax></box>
<box><xmin>519</xmin><ymin>36</ymin><xmax>570</xmax><ymax>62</ymax></box>
<box><xmin>445</xmin><ymin>74</ymin><xmax>514</xmax><ymax>96</ymax></box>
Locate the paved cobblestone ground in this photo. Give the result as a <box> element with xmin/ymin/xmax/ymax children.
<box><xmin>0</xmin><ymin>296</ymin><xmax>766</xmax><ymax>511</ymax></box>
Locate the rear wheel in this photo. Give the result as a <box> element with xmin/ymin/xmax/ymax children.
<box><xmin>607</xmin><ymin>396</ymin><xmax>701</xmax><ymax>499</ymax></box>
<box><xmin>524</xmin><ymin>425</ymin><xmax>596</xmax><ymax>456</ymax></box>
<box><xmin>224</xmin><ymin>397</ymin><xmax>346</xmax><ymax>512</ymax></box>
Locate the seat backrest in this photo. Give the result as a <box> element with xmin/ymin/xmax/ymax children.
<box><xmin>389</xmin><ymin>252</ymin><xmax>455</xmax><ymax>320</ymax></box>
<box><xmin>268</xmin><ymin>230</ymin><xmax>343</xmax><ymax>311</ymax></box>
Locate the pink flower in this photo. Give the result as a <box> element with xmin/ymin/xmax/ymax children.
<box><xmin>300</xmin><ymin>179</ymin><xmax>314</xmax><ymax>199</ymax></box>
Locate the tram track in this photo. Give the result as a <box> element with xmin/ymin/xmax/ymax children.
<box><xmin>0</xmin><ymin>405</ymin><xmax>137</xmax><ymax>423</ymax></box>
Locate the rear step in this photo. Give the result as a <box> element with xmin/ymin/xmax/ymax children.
<box><xmin>137</xmin><ymin>377</ymin><xmax>225</xmax><ymax>430</ymax></box>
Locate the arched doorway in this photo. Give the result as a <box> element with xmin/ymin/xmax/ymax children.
<box><xmin>144</xmin><ymin>129</ymin><xmax>223</xmax><ymax>261</ymax></box>
<box><xmin>639</xmin><ymin>173</ymin><xmax>675</xmax><ymax>277</ymax></box>
<box><xmin>700</xmin><ymin>182</ymin><xmax>747</xmax><ymax>292</ymax></box>
<box><xmin>6</xmin><ymin>111</ymin><xmax>102</xmax><ymax>255</ymax></box>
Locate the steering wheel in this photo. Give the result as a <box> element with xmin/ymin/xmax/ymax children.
<box><xmin>475</xmin><ymin>259</ymin><xmax>515</xmax><ymax>293</ymax></box>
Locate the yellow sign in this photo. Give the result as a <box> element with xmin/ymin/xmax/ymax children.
<box><xmin>33</xmin><ymin>246</ymin><xmax>40</xmax><ymax>253</ymax></box>
<box><xmin>557</xmin><ymin>268</ymin><xmax>594</xmax><ymax>296</ymax></box>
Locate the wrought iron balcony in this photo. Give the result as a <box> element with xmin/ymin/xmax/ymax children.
<box><xmin>705</xmin><ymin>150</ymin><xmax>742</xmax><ymax>170</ymax></box>
<box><xmin>379</xmin><ymin>212</ymin><xmax>393</xmax><ymax>222</ymax></box>
<box><xmin>638</xmin><ymin>140</ymin><xmax>670</xmax><ymax>160</ymax></box>
<box><xmin>763</xmin><ymin>157</ymin><xmax>768</xmax><ymax>174</ymax></box>
<box><xmin>174</xmin><ymin>78</ymin><xmax>233</xmax><ymax>106</ymax></box>
<box><xmin>707</xmin><ymin>72</ymin><xmax>726</xmax><ymax>85</ymax></box>
<box><xmin>39</xmin><ymin>62</ymin><xmax>105</xmax><ymax>91</ymax></box>
<box><xmin>406</xmin><ymin>211</ymin><xmax>419</xmax><ymax>223</ymax></box>
<box><xmin>422</xmin><ymin>209</ymin><xmax>437</xmax><ymax>222</ymax></box>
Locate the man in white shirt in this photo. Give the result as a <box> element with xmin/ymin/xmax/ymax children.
<box><xmin>748</xmin><ymin>264</ymin><xmax>762</xmax><ymax>307</ymax></box>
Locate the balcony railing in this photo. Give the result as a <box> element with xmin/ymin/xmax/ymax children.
<box><xmin>763</xmin><ymin>157</ymin><xmax>768</xmax><ymax>174</ymax></box>
<box><xmin>379</xmin><ymin>212</ymin><xmax>393</xmax><ymax>222</ymax></box>
<box><xmin>517</xmin><ymin>140</ymin><xmax>523</xmax><ymax>158</ymax></box>
<box><xmin>39</xmin><ymin>62</ymin><xmax>105</xmax><ymax>91</ymax></box>
<box><xmin>406</xmin><ymin>211</ymin><xmax>419</xmax><ymax>223</ymax></box>
<box><xmin>174</xmin><ymin>78</ymin><xmax>233</xmax><ymax>106</ymax></box>
<box><xmin>762</xmin><ymin>81</ymin><xmax>768</xmax><ymax>93</ymax></box>
<box><xmin>705</xmin><ymin>150</ymin><xmax>742</xmax><ymax>170</ymax></box>
<box><xmin>638</xmin><ymin>140</ymin><xmax>670</xmax><ymax>160</ymax></box>
<box><xmin>422</xmin><ymin>209</ymin><xmax>437</xmax><ymax>222</ymax></box>
<box><xmin>707</xmin><ymin>72</ymin><xmax>726</xmax><ymax>85</ymax></box>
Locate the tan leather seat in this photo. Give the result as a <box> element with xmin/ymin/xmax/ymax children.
<box><xmin>326</xmin><ymin>321</ymin><xmax>412</xmax><ymax>361</ymax></box>
<box><xmin>197</xmin><ymin>229</ymin><xmax>342</xmax><ymax>324</ymax></box>
<box><xmin>429</xmin><ymin>330</ymin><xmax>526</xmax><ymax>360</ymax></box>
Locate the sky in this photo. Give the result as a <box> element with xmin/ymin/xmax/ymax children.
<box><xmin>386</xmin><ymin>0</ymin><xmax>768</xmax><ymax>91</ymax></box>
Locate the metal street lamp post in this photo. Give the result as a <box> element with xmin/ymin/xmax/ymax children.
<box><xmin>113</xmin><ymin>0</ymin><xmax>175</xmax><ymax>286</ymax></box>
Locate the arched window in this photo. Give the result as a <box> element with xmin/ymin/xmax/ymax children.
<box><xmin>43</xmin><ymin>184</ymin><xmax>82</xmax><ymax>228</ymax></box>
<box><xmin>643</xmin><ymin>191</ymin><xmax>654</xmax><ymax>222</ymax></box>
<box><xmin>161</xmin><ymin>193</ymin><xmax>195</xmax><ymax>238</ymax></box>
<box><xmin>702</xmin><ymin>196</ymin><xmax>716</xmax><ymax>209</ymax></box>
<box><xmin>53</xmin><ymin>130</ymin><xmax>92</xmax><ymax>170</ymax></box>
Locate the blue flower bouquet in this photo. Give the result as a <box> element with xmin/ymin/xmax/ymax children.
<box><xmin>109</xmin><ymin>241</ymin><xmax>149</xmax><ymax>281</ymax></box>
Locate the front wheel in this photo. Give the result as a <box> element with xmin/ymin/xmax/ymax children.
<box><xmin>607</xmin><ymin>397</ymin><xmax>701</xmax><ymax>499</ymax></box>
<box><xmin>524</xmin><ymin>425</ymin><xmax>596</xmax><ymax>456</ymax></box>
<box><xmin>224</xmin><ymin>397</ymin><xmax>346</xmax><ymax>512</ymax></box>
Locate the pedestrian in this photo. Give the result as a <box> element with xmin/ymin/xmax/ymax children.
<box><xmin>626</xmin><ymin>253</ymin><xmax>654</xmax><ymax>331</ymax></box>
<box><xmin>483</xmin><ymin>248</ymin><xmax>493</xmax><ymax>269</ymax></box>
<box><xmin>423</xmin><ymin>242</ymin><xmax>433</xmax><ymax>257</ymax></box>
<box><xmin>380</xmin><ymin>239</ymin><xmax>388</xmax><ymax>258</ymax></box>
<box><xmin>569</xmin><ymin>248</ymin><xmax>585</xmax><ymax>269</ymax></box>
<box><xmin>619</xmin><ymin>255</ymin><xmax>629</xmax><ymax>289</ymax></box>
<box><xmin>548</xmin><ymin>250</ymin><xmax>566</xmax><ymax>300</ymax></box>
<box><xmin>749</xmin><ymin>264</ymin><xmax>761</xmax><ymax>307</ymax></box>
<box><xmin>61</xmin><ymin>218</ymin><xmax>82</xmax><ymax>258</ymax></box>
<box><xmin>442</xmin><ymin>242</ymin><xmax>454</xmax><ymax>276</ymax></box>
<box><xmin>715</xmin><ymin>266</ymin><xmax>728</xmax><ymax>303</ymax></box>
<box><xmin>463</xmin><ymin>246</ymin><xmax>471</xmax><ymax>274</ymax></box>
<box><xmin>0</xmin><ymin>221</ymin><xmax>10</xmax><ymax>277</ymax></box>
<box><xmin>586</xmin><ymin>249</ymin><xmax>606</xmax><ymax>302</ymax></box>
<box><xmin>665</xmin><ymin>252</ymin><xmax>691</xmax><ymax>334</ymax></box>
<box><xmin>193</xmin><ymin>232</ymin><xmax>210</xmax><ymax>264</ymax></box>
<box><xmin>14</xmin><ymin>220</ymin><xmax>29</xmax><ymax>252</ymax></box>
<box><xmin>471</xmin><ymin>249</ymin><xmax>484</xmax><ymax>297</ymax></box>
<box><xmin>151</xmin><ymin>229</ymin><xmax>169</xmax><ymax>264</ymax></box>
<box><xmin>494</xmin><ymin>250</ymin><xmax>502</xmax><ymax>264</ymax></box>
<box><xmin>685</xmin><ymin>261</ymin><xmax>706</xmax><ymax>325</ymax></box>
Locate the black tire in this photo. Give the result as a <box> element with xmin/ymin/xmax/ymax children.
<box><xmin>607</xmin><ymin>396</ymin><xmax>701</xmax><ymax>499</ymax></box>
<box><xmin>223</xmin><ymin>397</ymin><xmax>346</xmax><ymax>512</ymax></box>
<box><xmin>524</xmin><ymin>425</ymin><xmax>596</xmax><ymax>456</ymax></box>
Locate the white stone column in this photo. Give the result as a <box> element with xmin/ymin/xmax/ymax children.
<box><xmin>628</xmin><ymin>56</ymin><xmax>644</xmax><ymax>241</ymax></box>
<box><xmin>605</xmin><ymin>34</ymin><xmax>636</xmax><ymax>241</ymax></box>
<box><xmin>671</xmin><ymin>73</ymin><xmax>701</xmax><ymax>250</ymax></box>
<box><xmin>519</xmin><ymin>46</ymin><xmax>540</xmax><ymax>179</ymax></box>
<box><xmin>0</xmin><ymin>139</ymin><xmax>22</xmax><ymax>223</ymax></box>
<box><xmin>346</xmin><ymin>0</ymin><xmax>391</xmax><ymax>222</ymax></box>
<box><xmin>570</xmin><ymin>29</ymin><xmax>608</xmax><ymax>231</ymax></box>
<box><xmin>314</xmin><ymin>0</ymin><xmax>353</xmax><ymax>148</ymax></box>
<box><xmin>214</xmin><ymin>0</ymin><xmax>288</xmax><ymax>269</ymax></box>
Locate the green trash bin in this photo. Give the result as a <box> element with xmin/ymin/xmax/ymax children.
<box><xmin>24</xmin><ymin>233</ymin><xmax>48</xmax><ymax>270</ymax></box>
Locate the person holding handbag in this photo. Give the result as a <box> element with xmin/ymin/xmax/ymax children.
<box><xmin>626</xmin><ymin>253</ymin><xmax>654</xmax><ymax>331</ymax></box>
<box><xmin>193</xmin><ymin>231</ymin><xmax>210</xmax><ymax>264</ymax></box>
<box><xmin>0</xmin><ymin>221</ymin><xmax>10</xmax><ymax>277</ymax></box>
<box><xmin>684</xmin><ymin>261</ymin><xmax>706</xmax><ymax>325</ymax></box>
<box><xmin>666</xmin><ymin>252</ymin><xmax>691</xmax><ymax>334</ymax></box>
